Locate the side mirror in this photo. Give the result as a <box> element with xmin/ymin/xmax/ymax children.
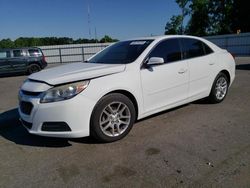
<box><xmin>147</xmin><ymin>57</ymin><xmax>164</xmax><ymax>66</ymax></box>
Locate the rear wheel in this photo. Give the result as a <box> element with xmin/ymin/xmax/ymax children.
<box><xmin>90</xmin><ymin>93</ymin><xmax>136</xmax><ymax>142</ymax></box>
<box><xmin>208</xmin><ymin>72</ymin><xmax>229</xmax><ymax>103</ymax></box>
<box><xmin>28</xmin><ymin>64</ymin><xmax>41</xmax><ymax>74</ymax></box>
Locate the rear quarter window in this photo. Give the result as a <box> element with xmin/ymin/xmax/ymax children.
<box><xmin>203</xmin><ymin>43</ymin><xmax>214</xmax><ymax>55</ymax></box>
<box><xmin>28</xmin><ymin>49</ymin><xmax>42</xmax><ymax>57</ymax></box>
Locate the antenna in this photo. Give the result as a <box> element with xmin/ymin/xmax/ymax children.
<box><xmin>95</xmin><ymin>27</ymin><xmax>97</xmax><ymax>43</ymax></box>
<box><xmin>87</xmin><ymin>1</ymin><xmax>91</xmax><ymax>39</ymax></box>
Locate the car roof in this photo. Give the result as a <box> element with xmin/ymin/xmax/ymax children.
<box><xmin>126</xmin><ymin>35</ymin><xmax>206</xmax><ymax>41</ymax></box>
<box><xmin>124</xmin><ymin>35</ymin><xmax>221</xmax><ymax>51</ymax></box>
<box><xmin>0</xmin><ymin>47</ymin><xmax>41</xmax><ymax>51</ymax></box>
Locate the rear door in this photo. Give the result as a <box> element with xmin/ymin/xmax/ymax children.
<box><xmin>0</xmin><ymin>50</ymin><xmax>12</xmax><ymax>74</ymax></box>
<box><xmin>9</xmin><ymin>49</ymin><xmax>28</xmax><ymax>72</ymax></box>
<box><xmin>180</xmin><ymin>38</ymin><xmax>213</xmax><ymax>99</ymax></box>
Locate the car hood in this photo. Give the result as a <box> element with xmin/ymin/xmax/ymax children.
<box><xmin>29</xmin><ymin>63</ymin><xmax>126</xmax><ymax>85</ymax></box>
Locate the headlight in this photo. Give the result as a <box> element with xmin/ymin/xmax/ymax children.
<box><xmin>40</xmin><ymin>80</ymin><xmax>89</xmax><ymax>103</ymax></box>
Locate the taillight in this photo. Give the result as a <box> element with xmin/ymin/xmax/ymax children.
<box><xmin>42</xmin><ymin>54</ymin><xmax>46</xmax><ymax>62</ymax></box>
<box><xmin>230</xmin><ymin>53</ymin><xmax>235</xmax><ymax>59</ymax></box>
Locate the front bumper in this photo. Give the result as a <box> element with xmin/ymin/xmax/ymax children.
<box><xmin>18</xmin><ymin>91</ymin><xmax>95</xmax><ymax>138</ymax></box>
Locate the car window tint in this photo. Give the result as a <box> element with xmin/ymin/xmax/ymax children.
<box><xmin>89</xmin><ymin>40</ymin><xmax>153</xmax><ymax>64</ymax></box>
<box><xmin>203</xmin><ymin>43</ymin><xmax>213</xmax><ymax>55</ymax></box>
<box><xmin>181</xmin><ymin>38</ymin><xmax>205</xmax><ymax>59</ymax></box>
<box><xmin>149</xmin><ymin>39</ymin><xmax>182</xmax><ymax>63</ymax></box>
<box><xmin>13</xmin><ymin>50</ymin><xmax>24</xmax><ymax>57</ymax></box>
<box><xmin>0</xmin><ymin>51</ymin><xmax>10</xmax><ymax>59</ymax></box>
<box><xmin>28</xmin><ymin>49</ymin><xmax>42</xmax><ymax>57</ymax></box>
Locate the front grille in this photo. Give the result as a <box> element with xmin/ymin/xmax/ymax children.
<box><xmin>20</xmin><ymin>119</ymin><xmax>32</xmax><ymax>129</ymax></box>
<box><xmin>20</xmin><ymin>101</ymin><xmax>33</xmax><ymax>115</ymax></box>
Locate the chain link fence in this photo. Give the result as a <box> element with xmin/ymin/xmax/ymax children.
<box><xmin>204</xmin><ymin>32</ymin><xmax>250</xmax><ymax>56</ymax></box>
<box><xmin>39</xmin><ymin>33</ymin><xmax>250</xmax><ymax>64</ymax></box>
<box><xmin>39</xmin><ymin>43</ymin><xmax>111</xmax><ymax>64</ymax></box>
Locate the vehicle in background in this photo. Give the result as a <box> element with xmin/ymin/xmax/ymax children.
<box><xmin>0</xmin><ymin>47</ymin><xmax>47</xmax><ymax>75</ymax></box>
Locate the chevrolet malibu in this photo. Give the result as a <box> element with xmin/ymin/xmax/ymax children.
<box><xmin>18</xmin><ymin>35</ymin><xmax>235</xmax><ymax>142</ymax></box>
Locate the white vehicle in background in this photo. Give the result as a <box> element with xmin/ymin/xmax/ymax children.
<box><xmin>18</xmin><ymin>35</ymin><xmax>235</xmax><ymax>142</ymax></box>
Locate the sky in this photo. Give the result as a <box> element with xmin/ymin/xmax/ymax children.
<box><xmin>0</xmin><ymin>0</ymin><xmax>181</xmax><ymax>40</ymax></box>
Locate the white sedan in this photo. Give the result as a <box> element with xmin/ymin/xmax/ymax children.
<box><xmin>18</xmin><ymin>35</ymin><xmax>235</xmax><ymax>142</ymax></box>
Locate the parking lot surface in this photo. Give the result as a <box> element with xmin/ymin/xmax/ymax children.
<box><xmin>0</xmin><ymin>58</ymin><xmax>250</xmax><ymax>187</ymax></box>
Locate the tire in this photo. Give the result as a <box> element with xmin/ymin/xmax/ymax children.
<box><xmin>208</xmin><ymin>72</ymin><xmax>229</xmax><ymax>103</ymax></box>
<box><xmin>90</xmin><ymin>93</ymin><xmax>136</xmax><ymax>142</ymax></box>
<box><xmin>28</xmin><ymin>64</ymin><xmax>41</xmax><ymax>74</ymax></box>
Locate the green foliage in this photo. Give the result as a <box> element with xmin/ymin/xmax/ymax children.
<box><xmin>100</xmin><ymin>35</ymin><xmax>118</xmax><ymax>43</ymax></box>
<box><xmin>165</xmin><ymin>0</ymin><xmax>249</xmax><ymax>36</ymax></box>
<box><xmin>232</xmin><ymin>0</ymin><xmax>250</xmax><ymax>33</ymax></box>
<box><xmin>208</xmin><ymin>0</ymin><xmax>234</xmax><ymax>34</ymax></box>
<box><xmin>176</xmin><ymin>0</ymin><xmax>190</xmax><ymax>34</ymax></box>
<box><xmin>186</xmin><ymin>0</ymin><xmax>210</xmax><ymax>36</ymax></box>
<box><xmin>0</xmin><ymin>39</ymin><xmax>15</xmax><ymax>48</ymax></box>
<box><xmin>0</xmin><ymin>36</ymin><xmax>118</xmax><ymax>49</ymax></box>
<box><xmin>165</xmin><ymin>15</ymin><xmax>183</xmax><ymax>35</ymax></box>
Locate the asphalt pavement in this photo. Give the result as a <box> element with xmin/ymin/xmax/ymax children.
<box><xmin>0</xmin><ymin>58</ymin><xmax>250</xmax><ymax>188</ymax></box>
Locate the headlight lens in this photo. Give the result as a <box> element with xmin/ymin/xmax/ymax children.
<box><xmin>40</xmin><ymin>80</ymin><xmax>89</xmax><ymax>103</ymax></box>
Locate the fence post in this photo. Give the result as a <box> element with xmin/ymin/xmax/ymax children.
<box><xmin>82</xmin><ymin>47</ymin><xmax>85</xmax><ymax>62</ymax></box>
<box><xmin>59</xmin><ymin>48</ymin><xmax>62</xmax><ymax>63</ymax></box>
<box><xmin>225</xmin><ymin>37</ymin><xmax>228</xmax><ymax>50</ymax></box>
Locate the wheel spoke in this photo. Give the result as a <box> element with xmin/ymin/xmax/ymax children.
<box><xmin>216</xmin><ymin>92</ymin><xmax>220</xmax><ymax>98</ymax></box>
<box><xmin>108</xmin><ymin>105</ymin><xmax>115</xmax><ymax>114</ymax></box>
<box><xmin>100</xmin><ymin>118</ymin><xmax>109</xmax><ymax>126</ymax></box>
<box><xmin>119</xmin><ymin>120</ymin><xmax>129</xmax><ymax>125</ymax></box>
<box><xmin>116</xmin><ymin>124</ymin><xmax>121</xmax><ymax>134</ymax></box>
<box><xmin>103</xmin><ymin>122</ymin><xmax>112</xmax><ymax>130</ymax></box>
<box><xmin>111</xmin><ymin>125</ymin><xmax>115</xmax><ymax>136</ymax></box>
<box><xmin>118</xmin><ymin>105</ymin><xmax>126</xmax><ymax>115</ymax></box>
<box><xmin>120</xmin><ymin>115</ymin><xmax>130</xmax><ymax>119</ymax></box>
<box><xmin>103</xmin><ymin>109</ymin><xmax>110</xmax><ymax>116</ymax></box>
<box><xmin>116</xmin><ymin>102</ymin><xmax>122</xmax><ymax>112</ymax></box>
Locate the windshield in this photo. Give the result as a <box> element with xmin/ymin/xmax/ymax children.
<box><xmin>88</xmin><ymin>40</ymin><xmax>153</xmax><ymax>64</ymax></box>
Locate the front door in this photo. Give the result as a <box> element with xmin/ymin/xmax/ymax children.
<box><xmin>0</xmin><ymin>50</ymin><xmax>13</xmax><ymax>74</ymax></box>
<box><xmin>140</xmin><ymin>38</ymin><xmax>189</xmax><ymax>113</ymax></box>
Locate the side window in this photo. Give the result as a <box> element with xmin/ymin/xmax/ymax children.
<box><xmin>149</xmin><ymin>39</ymin><xmax>182</xmax><ymax>63</ymax></box>
<box><xmin>28</xmin><ymin>49</ymin><xmax>42</xmax><ymax>57</ymax></box>
<box><xmin>203</xmin><ymin>43</ymin><xmax>213</xmax><ymax>55</ymax></box>
<box><xmin>181</xmin><ymin>38</ymin><xmax>205</xmax><ymax>59</ymax></box>
<box><xmin>13</xmin><ymin>50</ymin><xmax>24</xmax><ymax>57</ymax></box>
<box><xmin>0</xmin><ymin>51</ymin><xmax>10</xmax><ymax>59</ymax></box>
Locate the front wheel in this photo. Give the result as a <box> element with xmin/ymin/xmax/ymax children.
<box><xmin>208</xmin><ymin>72</ymin><xmax>229</xmax><ymax>103</ymax></box>
<box><xmin>90</xmin><ymin>93</ymin><xmax>136</xmax><ymax>142</ymax></box>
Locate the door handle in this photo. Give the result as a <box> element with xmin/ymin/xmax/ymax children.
<box><xmin>178</xmin><ymin>69</ymin><xmax>187</xmax><ymax>74</ymax></box>
<box><xmin>209</xmin><ymin>62</ymin><xmax>215</xmax><ymax>65</ymax></box>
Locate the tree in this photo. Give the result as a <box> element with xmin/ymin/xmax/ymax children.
<box><xmin>186</xmin><ymin>0</ymin><xmax>210</xmax><ymax>36</ymax></box>
<box><xmin>0</xmin><ymin>36</ymin><xmax>119</xmax><ymax>48</ymax></box>
<box><xmin>165</xmin><ymin>15</ymin><xmax>182</xmax><ymax>35</ymax></box>
<box><xmin>176</xmin><ymin>0</ymin><xmax>190</xmax><ymax>34</ymax></box>
<box><xmin>232</xmin><ymin>0</ymin><xmax>250</xmax><ymax>33</ymax></box>
<box><xmin>100</xmin><ymin>35</ymin><xmax>118</xmax><ymax>43</ymax></box>
<box><xmin>208</xmin><ymin>0</ymin><xmax>234</xmax><ymax>34</ymax></box>
<box><xmin>0</xmin><ymin>39</ymin><xmax>14</xmax><ymax>48</ymax></box>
